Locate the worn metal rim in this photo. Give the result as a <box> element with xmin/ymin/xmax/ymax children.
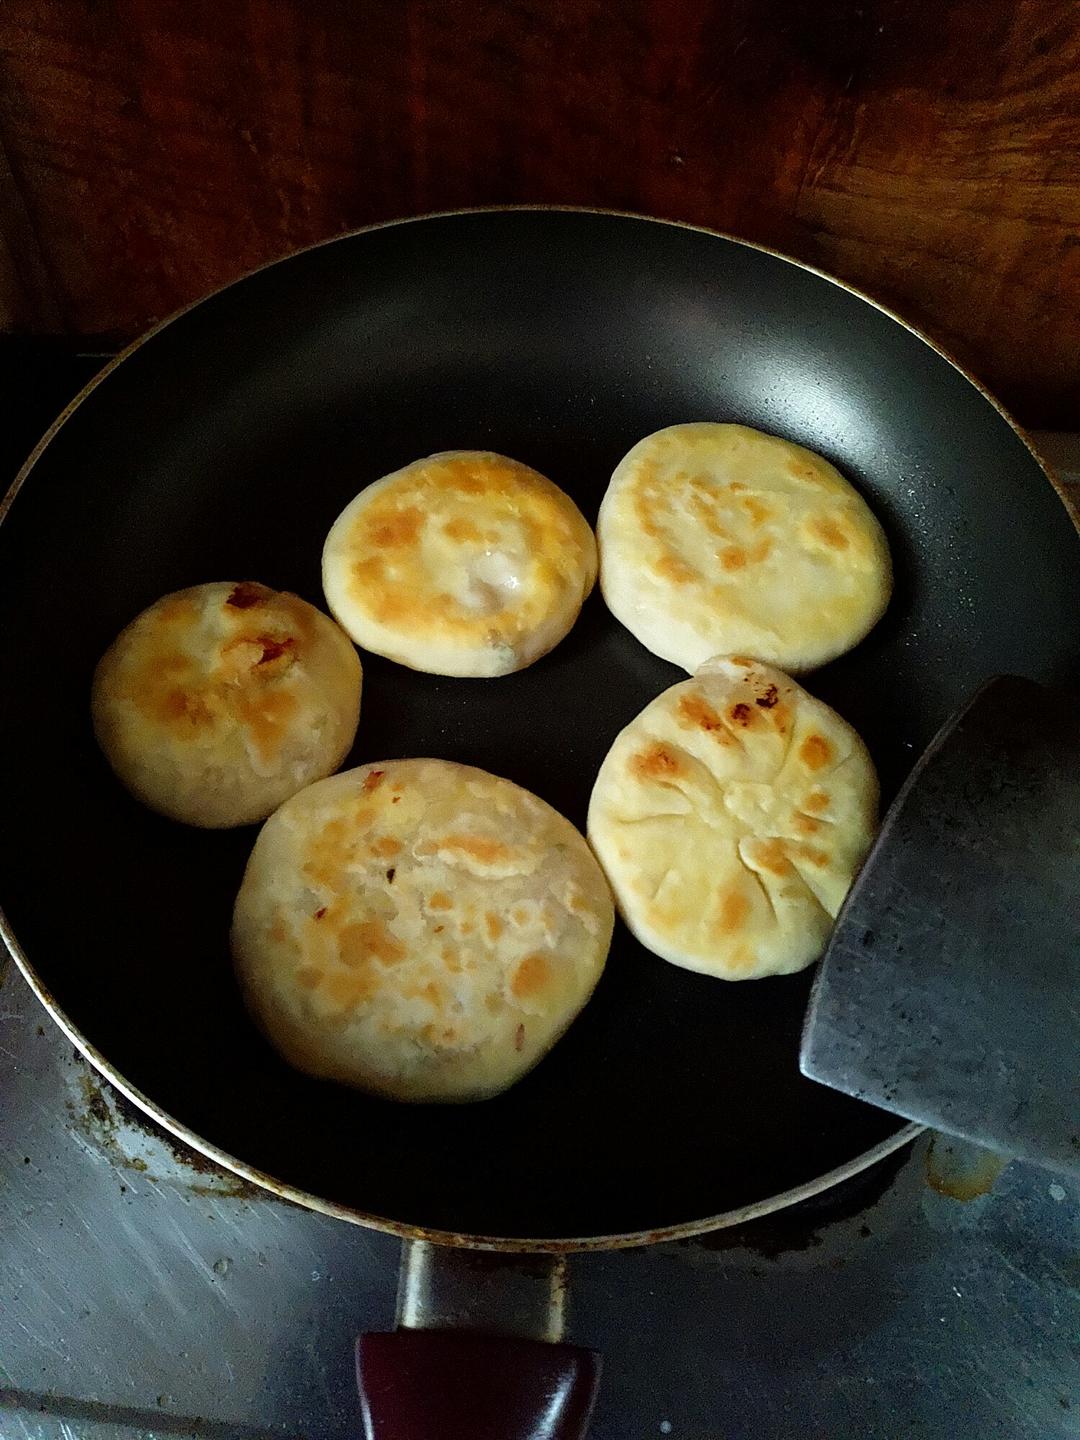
<box><xmin>8</xmin><ymin>202</ymin><xmax>1065</xmax><ymax>1250</ymax></box>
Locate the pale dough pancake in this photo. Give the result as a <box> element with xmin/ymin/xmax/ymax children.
<box><xmin>231</xmin><ymin>759</ymin><xmax>614</xmax><ymax>1102</ymax></box>
<box><xmin>587</xmin><ymin>657</ymin><xmax>878</xmax><ymax>980</ymax></box>
<box><xmin>322</xmin><ymin>451</ymin><xmax>597</xmax><ymax>677</ymax></box>
<box><xmin>92</xmin><ymin>582</ymin><xmax>362</xmax><ymax>828</ymax></box>
<box><xmin>597</xmin><ymin>423</ymin><xmax>892</xmax><ymax>673</ymax></box>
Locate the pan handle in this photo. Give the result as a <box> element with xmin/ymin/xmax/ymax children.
<box><xmin>356</xmin><ymin>1239</ymin><xmax>600</xmax><ymax>1440</ymax></box>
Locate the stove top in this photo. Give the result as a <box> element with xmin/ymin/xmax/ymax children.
<box><xmin>2</xmin><ymin>346</ymin><xmax>1077</xmax><ymax>1439</ymax></box>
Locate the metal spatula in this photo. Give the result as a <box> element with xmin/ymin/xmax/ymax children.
<box><xmin>800</xmin><ymin>675</ymin><xmax>1080</xmax><ymax>1174</ymax></box>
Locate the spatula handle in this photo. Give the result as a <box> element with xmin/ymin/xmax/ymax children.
<box><xmin>357</xmin><ymin>1329</ymin><xmax>600</xmax><ymax>1439</ymax></box>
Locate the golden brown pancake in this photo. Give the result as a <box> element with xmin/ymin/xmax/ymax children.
<box><xmin>91</xmin><ymin>582</ymin><xmax>362</xmax><ymax>827</ymax></box>
<box><xmin>231</xmin><ymin>759</ymin><xmax>614</xmax><ymax>1101</ymax></box>
<box><xmin>597</xmin><ymin>423</ymin><xmax>892</xmax><ymax>673</ymax></box>
<box><xmin>322</xmin><ymin>451</ymin><xmax>597</xmax><ymax>677</ymax></box>
<box><xmin>587</xmin><ymin>656</ymin><xmax>878</xmax><ymax>979</ymax></box>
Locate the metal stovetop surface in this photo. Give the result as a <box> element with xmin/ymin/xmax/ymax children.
<box><xmin>2</xmin><ymin>348</ymin><xmax>1078</xmax><ymax>1439</ymax></box>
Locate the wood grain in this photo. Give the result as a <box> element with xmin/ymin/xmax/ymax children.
<box><xmin>0</xmin><ymin>0</ymin><xmax>1078</xmax><ymax>425</ymax></box>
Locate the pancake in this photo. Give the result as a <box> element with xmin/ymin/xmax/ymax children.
<box><xmin>231</xmin><ymin>759</ymin><xmax>614</xmax><ymax>1101</ymax></box>
<box><xmin>587</xmin><ymin>656</ymin><xmax>878</xmax><ymax>980</ymax></box>
<box><xmin>91</xmin><ymin>581</ymin><xmax>362</xmax><ymax>828</ymax></box>
<box><xmin>596</xmin><ymin>422</ymin><xmax>892</xmax><ymax>673</ymax></box>
<box><xmin>322</xmin><ymin>450</ymin><xmax>597</xmax><ymax>677</ymax></box>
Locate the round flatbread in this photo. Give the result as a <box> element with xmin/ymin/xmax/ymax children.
<box><xmin>91</xmin><ymin>581</ymin><xmax>362</xmax><ymax>828</ymax></box>
<box><xmin>597</xmin><ymin>422</ymin><xmax>892</xmax><ymax>673</ymax></box>
<box><xmin>231</xmin><ymin>759</ymin><xmax>614</xmax><ymax>1101</ymax></box>
<box><xmin>322</xmin><ymin>450</ymin><xmax>597</xmax><ymax>677</ymax></box>
<box><xmin>587</xmin><ymin>656</ymin><xmax>878</xmax><ymax>980</ymax></box>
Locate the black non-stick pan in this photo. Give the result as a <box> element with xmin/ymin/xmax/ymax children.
<box><xmin>1</xmin><ymin>210</ymin><xmax>1077</xmax><ymax>1277</ymax></box>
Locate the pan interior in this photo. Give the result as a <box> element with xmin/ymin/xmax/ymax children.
<box><xmin>1</xmin><ymin>211</ymin><xmax>1077</xmax><ymax>1240</ymax></box>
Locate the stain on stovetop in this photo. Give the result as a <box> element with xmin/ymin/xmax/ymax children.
<box><xmin>678</xmin><ymin>1141</ymin><xmax>916</xmax><ymax>1261</ymax></box>
<box><xmin>63</xmin><ymin>1044</ymin><xmax>265</xmax><ymax>1202</ymax></box>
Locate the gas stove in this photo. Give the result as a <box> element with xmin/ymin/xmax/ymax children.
<box><xmin>1</xmin><ymin>346</ymin><xmax>1077</xmax><ymax>1439</ymax></box>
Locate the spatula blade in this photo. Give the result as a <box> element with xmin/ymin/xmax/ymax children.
<box><xmin>800</xmin><ymin>676</ymin><xmax>1080</xmax><ymax>1173</ymax></box>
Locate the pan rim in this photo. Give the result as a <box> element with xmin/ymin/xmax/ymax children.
<box><xmin>3</xmin><ymin>204</ymin><xmax>1076</xmax><ymax>535</ymax></box>
<box><xmin>0</xmin><ymin>204</ymin><xmax>1062</xmax><ymax>1247</ymax></box>
<box><xmin>3</xmin><ymin>922</ymin><xmax>922</xmax><ymax>1251</ymax></box>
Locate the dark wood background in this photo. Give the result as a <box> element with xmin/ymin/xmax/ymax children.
<box><xmin>2</xmin><ymin>0</ymin><xmax>1078</xmax><ymax>426</ymax></box>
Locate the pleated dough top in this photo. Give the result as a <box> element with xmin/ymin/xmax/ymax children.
<box><xmin>587</xmin><ymin>657</ymin><xmax>878</xmax><ymax>980</ymax></box>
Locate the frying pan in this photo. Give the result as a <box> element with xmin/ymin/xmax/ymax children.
<box><xmin>1</xmin><ymin>209</ymin><xmax>1078</xmax><ymax>1434</ymax></box>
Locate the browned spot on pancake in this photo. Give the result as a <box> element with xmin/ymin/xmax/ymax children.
<box><xmin>151</xmin><ymin>594</ymin><xmax>201</xmax><ymax>630</ymax></box>
<box><xmin>326</xmin><ymin>970</ymin><xmax>375</xmax><ymax>1006</ymax></box>
<box><xmin>794</xmin><ymin>813</ymin><xmax>822</xmax><ymax>835</ymax></box>
<box><xmin>362</xmin><ymin>769</ymin><xmax>385</xmax><ymax>793</ymax></box>
<box><xmin>313</xmin><ymin>906</ymin><xmax>328</xmax><ymax>921</ymax></box>
<box><xmin>515</xmin><ymin>1022</ymin><xmax>526</xmax><ymax>1051</ymax></box>
<box><xmin>714</xmin><ymin>888</ymin><xmax>750</xmax><ymax>934</ymax></box>
<box><xmin>486</xmin><ymin>912</ymin><xmax>504</xmax><ymax>941</ymax></box>
<box><xmin>790</xmin><ymin>460</ymin><xmax>828</xmax><ymax>486</ymax></box>
<box><xmin>511</xmin><ymin>906</ymin><xmax>529</xmax><ymax>926</ymax></box>
<box><xmin>302</xmin><ymin>817</ymin><xmax>350</xmax><ymax>887</ymax></box>
<box><xmin>654</xmin><ymin>552</ymin><xmax>696</xmax><ymax>584</ymax></box>
<box><xmin>236</xmin><ymin>687</ymin><xmax>299</xmax><ymax>762</ymax></box>
<box><xmin>800</xmin><ymin>734</ymin><xmax>832</xmax><ymax>771</ymax></box>
<box><xmin>226</xmin><ymin>582</ymin><xmax>266</xmax><ymax>610</ymax></box>
<box><xmin>770</xmin><ymin>702</ymin><xmax>792</xmax><ymax>735</ymax></box>
<box><xmin>254</xmin><ymin>635</ymin><xmax>295</xmax><ymax>666</ymax></box>
<box><xmin>370</xmin><ymin>836</ymin><xmax>402</xmax><ymax>858</ymax></box>
<box><xmin>269</xmin><ymin>913</ymin><xmax>288</xmax><ymax>944</ymax></box>
<box><xmin>428</xmin><ymin>891</ymin><xmax>453</xmax><ymax>911</ymax></box>
<box><xmin>632</xmin><ymin>498</ymin><xmax>662</xmax><ymax>539</ymax></box>
<box><xmin>728</xmin><ymin>480</ymin><xmax>747</xmax><ymax>493</ymax></box>
<box><xmin>296</xmin><ymin>965</ymin><xmax>322</xmax><ymax>990</ymax></box>
<box><xmin>729</xmin><ymin>702</ymin><xmax>757</xmax><ymax>727</ymax></box>
<box><xmin>731</xmin><ymin>535</ymin><xmax>771</xmax><ymax>567</ymax></box>
<box><xmin>742</xmin><ymin>495</ymin><xmax>772</xmax><ymax>526</ymax></box>
<box><xmin>443</xmin><ymin>515</ymin><xmax>484</xmax><ymax>543</ymax></box>
<box><xmin>338</xmin><ymin>919</ymin><xmax>406</xmax><ymax>968</ymax></box>
<box><xmin>352</xmin><ymin>556</ymin><xmax>385</xmax><ymax>587</ymax></box>
<box><xmin>755</xmin><ymin>839</ymin><xmax>792</xmax><ymax>876</ymax></box>
<box><xmin>512</xmin><ymin>952</ymin><xmax>551</xmax><ymax>999</ymax></box>
<box><xmin>676</xmin><ymin>693</ymin><xmax>728</xmax><ymax>739</ymax></box>
<box><xmin>804</xmin><ymin>790</ymin><xmax>829</xmax><ymax>813</ymax></box>
<box><xmin>158</xmin><ymin>683</ymin><xmax>215</xmax><ymax>731</ymax></box>
<box><xmin>729</xmin><ymin>656</ymin><xmax>755</xmax><ymax>668</ymax></box>
<box><xmin>629</xmin><ymin>741</ymin><xmax>686</xmax><ymax>781</ymax></box>
<box><xmin>439</xmin><ymin>833</ymin><xmax>509</xmax><ymax>865</ymax></box>
<box><xmin>441</xmin><ymin>945</ymin><xmax>460</xmax><ymax>971</ymax></box>
<box><xmin>727</xmin><ymin>945</ymin><xmax>758</xmax><ymax>974</ymax></box>
<box><xmin>798</xmin><ymin>845</ymin><xmax>830</xmax><ymax>867</ymax></box>
<box><xmin>811</xmin><ymin>515</ymin><xmax>850</xmax><ymax>551</ymax></box>
<box><xmin>755</xmin><ymin>684</ymin><xmax>779</xmax><ymax>709</ymax></box>
<box><xmin>688</xmin><ymin>491</ymin><xmax>731</xmax><ymax>540</ymax></box>
<box><xmin>439</xmin><ymin>457</ymin><xmax>490</xmax><ymax>494</ymax></box>
<box><xmin>366</xmin><ymin>506</ymin><xmax>424</xmax><ymax>548</ymax></box>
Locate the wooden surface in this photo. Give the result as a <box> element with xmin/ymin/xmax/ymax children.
<box><xmin>1</xmin><ymin>0</ymin><xmax>1079</xmax><ymax>426</ymax></box>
